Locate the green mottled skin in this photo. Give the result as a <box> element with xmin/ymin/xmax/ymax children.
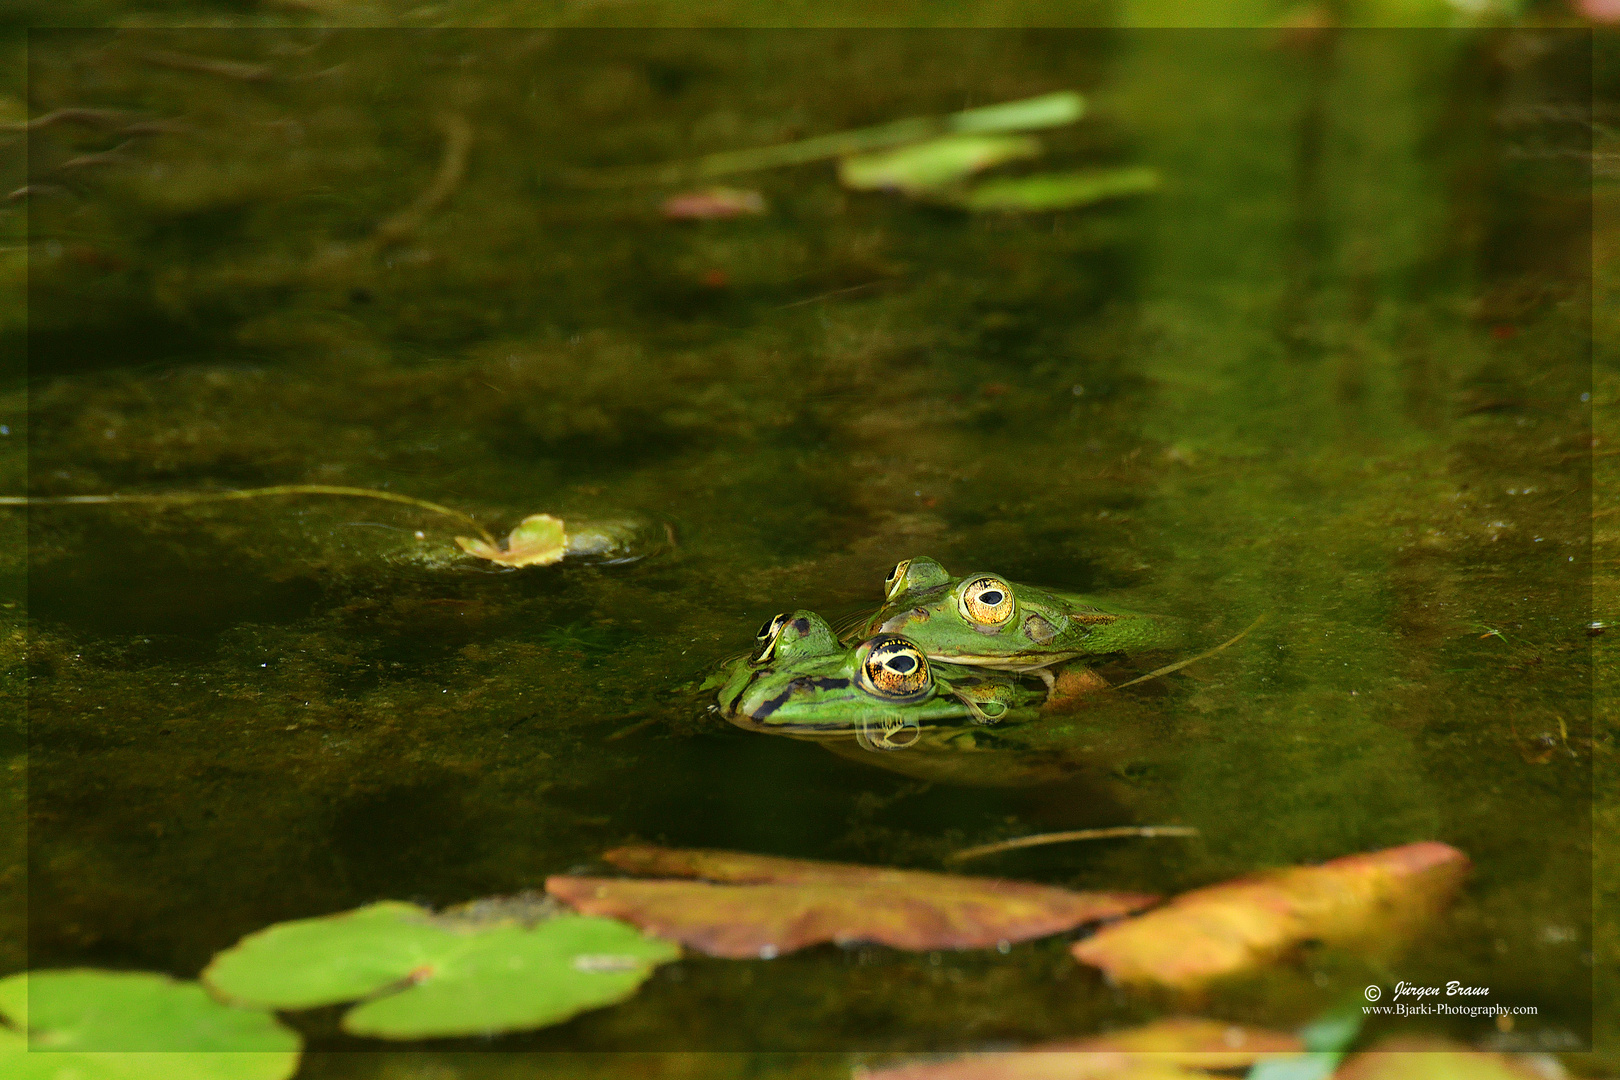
<box><xmin>849</xmin><ymin>557</ymin><xmax>1186</xmax><ymax>672</ymax></box>
<box><xmin>711</xmin><ymin>611</ymin><xmax>1043</xmax><ymax>745</ymax></box>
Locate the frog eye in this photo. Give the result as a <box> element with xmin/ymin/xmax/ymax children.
<box><xmin>857</xmin><ymin>635</ymin><xmax>931</xmax><ymax>701</ymax></box>
<box><xmin>750</xmin><ymin>612</ymin><xmax>793</xmax><ymax>664</ymax></box>
<box><xmin>884</xmin><ymin>559</ymin><xmax>912</xmax><ymax>601</ymax></box>
<box><xmin>958</xmin><ymin>576</ymin><xmax>1015</xmax><ymax>627</ymax></box>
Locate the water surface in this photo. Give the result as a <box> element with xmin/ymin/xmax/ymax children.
<box><xmin>7</xmin><ymin>25</ymin><xmax>1597</xmax><ymax>1071</ymax></box>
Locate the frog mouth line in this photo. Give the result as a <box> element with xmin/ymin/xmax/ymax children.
<box><xmin>927</xmin><ymin>651</ymin><xmax>1085</xmax><ymax>671</ymax></box>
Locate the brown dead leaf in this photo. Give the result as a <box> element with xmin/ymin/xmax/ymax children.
<box><xmin>852</xmin><ymin>1020</ymin><xmax>1302</xmax><ymax>1080</ymax></box>
<box><xmin>661</xmin><ymin>188</ymin><xmax>766</xmax><ymax>220</ymax></box>
<box><xmin>1062</xmin><ymin>1017</ymin><xmax>1303</xmax><ymax>1066</ymax></box>
<box><xmin>1071</xmin><ymin>842</ymin><xmax>1469</xmax><ymax>989</ymax></box>
<box><xmin>855</xmin><ymin>1050</ymin><xmax>1205</xmax><ymax>1080</ymax></box>
<box><xmin>545</xmin><ymin>845</ymin><xmax>1155</xmax><ymax>958</ymax></box>
<box><xmin>1334</xmin><ymin>1038</ymin><xmax>1563</xmax><ymax>1080</ymax></box>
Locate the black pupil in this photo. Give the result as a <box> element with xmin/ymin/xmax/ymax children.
<box><xmin>888</xmin><ymin>654</ymin><xmax>917</xmax><ymax>673</ymax></box>
<box><xmin>888</xmin><ymin>563</ymin><xmax>903</xmax><ymax>583</ymax></box>
<box><xmin>757</xmin><ymin>619</ymin><xmax>775</xmax><ymax>639</ymax></box>
<box><xmin>980</xmin><ymin>590</ymin><xmax>1004</xmax><ymax>606</ymax></box>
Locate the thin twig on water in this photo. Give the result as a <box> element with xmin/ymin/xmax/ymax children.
<box><xmin>0</xmin><ymin>484</ymin><xmax>496</xmax><ymax>544</ymax></box>
<box><xmin>1110</xmin><ymin>613</ymin><xmax>1267</xmax><ymax>691</ymax></box>
<box><xmin>945</xmin><ymin>825</ymin><xmax>1200</xmax><ymax>864</ymax></box>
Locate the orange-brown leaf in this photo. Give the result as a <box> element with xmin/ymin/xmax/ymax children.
<box><xmin>1071</xmin><ymin>842</ymin><xmax>1468</xmax><ymax>988</ymax></box>
<box><xmin>1334</xmin><ymin>1038</ymin><xmax>1559</xmax><ymax>1080</ymax></box>
<box><xmin>546</xmin><ymin>846</ymin><xmax>1155</xmax><ymax>958</ymax></box>
<box><xmin>1061</xmin><ymin>1017</ymin><xmax>1303</xmax><ymax>1065</ymax></box>
<box><xmin>856</xmin><ymin>1050</ymin><xmax>1206</xmax><ymax>1080</ymax></box>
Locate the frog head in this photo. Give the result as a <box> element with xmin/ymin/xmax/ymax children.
<box><xmin>855</xmin><ymin>559</ymin><xmax>1187</xmax><ymax>671</ymax></box>
<box><xmin>715</xmin><ymin>611</ymin><xmax>1039</xmax><ymax>748</ymax></box>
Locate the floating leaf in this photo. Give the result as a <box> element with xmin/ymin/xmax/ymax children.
<box><xmin>587</xmin><ymin>90</ymin><xmax>1085</xmax><ymax>184</ymax></box>
<box><xmin>546</xmin><ymin>844</ymin><xmax>1155</xmax><ymax>958</ymax></box>
<box><xmin>1066</xmin><ymin>1018</ymin><xmax>1304</xmax><ymax>1065</ymax></box>
<box><xmin>855</xmin><ymin>1020</ymin><xmax>1301</xmax><ymax>1079</ymax></box>
<box><xmin>661</xmin><ymin>187</ymin><xmax>766</xmax><ymax>219</ymax></box>
<box><xmin>1334</xmin><ymin>1038</ymin><xmax>1559</xmax><ymax>1080</ymax></box>
<box><xmin>203</xmin><ymin>901</ymin><xmax>678</xmax><ymax>1039</ymax></box>
<box><xmin>839</xmin><ymin>134</ymin><xmax>1042</xmax><ymax>195</ymax></box>
<box><xmin>456</xmin><ymin>513</ymin><xmax>567</xmax><ymax>567</ymax></box>
<box><xmin>1246</xmin><ymin>1006</ymin><xmax>1364</xmax><ymax>1080</ymax></box>
<box><xmin>949</xmin><ymin>91</ymin><xmax>1085</xmax><ymax>134</ymax></box>
<box><xmin>0</xmin><ymin>970</ymin><xmax>300</xmax><ymax>1080</ymax></box>
<box><xmin>856</xmin><ymin>1052</ymin><xmax>1207</xmax><ymax>1080</ymax></box>
<box><xmin>1071</xmin><ymin>842</ymin><xmax>1469</xmax><ymax>989</ymax></box>
<box><xmin>960</xmin><ymin>167</ymin><xmax>1161</xmax><ymax>212</ymax></box>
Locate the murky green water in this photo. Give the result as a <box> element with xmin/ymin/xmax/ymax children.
<box><xmin>4</xmin><ymin>24</ymin><xmax>1599</xmax><ymax>1075</ymax></box>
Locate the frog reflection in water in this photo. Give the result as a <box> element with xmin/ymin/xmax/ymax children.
<box><xmin>713</xmin><ymin>610</ymin><xmax>1045</xmax><ymax>751</ymax></box>
<box><xmin>844</xmin><ymin>557</ymin><xmax>1185</xmax><ymax>686</ymax></box>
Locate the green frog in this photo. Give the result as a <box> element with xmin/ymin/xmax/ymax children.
<box><xmin>711</xmin><ymin>610</ymin><xmax>1045</xmax><ymax>751</ymax></box>
<box><xmin>844</xmin><ymin>557</ymin><xmax>1185</xmax><ymax>682</ymax></box>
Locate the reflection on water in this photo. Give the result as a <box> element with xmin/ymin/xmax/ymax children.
<box><xmin>7</xmin><ymin>25</ymin><xmax>1596</xmax><ymax>1060</ymax></box>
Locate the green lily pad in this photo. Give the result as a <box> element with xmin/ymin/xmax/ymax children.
<box><xmin>203</xmin><ymin>901</ymin><xmax>679</xmax><ymax>1039</ymax></box>
<box><xmin>839</xmin><ymin>134</ymin><xmax>1042</xmax><ymax>195</ymax></box>
<box><xmin>0</xmin><ymin>970</ymin><xmax>300</xmax><ymax>1080</ymax></box>
<box><xmin>959</xmin><ymin>166</ymin><xmax>1161</xmax><ymax>212</ymax></box>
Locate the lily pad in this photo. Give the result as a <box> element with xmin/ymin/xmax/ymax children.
<box><xmin>203</xmin><ymin>901</ymin><xmax>679</xmax><ymax>1039</ymax></box>
<box><xmin>959</xmin><ymin>166</ymin><xmax>1161</xmax><ymax>212</ymax></box>
<box><xmin>0</xmin><ymin>970</ymin><xmax>300</xmax><ymax>1080</ymax></box>
<box><xmin>456</xmin><ymin>513</ymin><xmax>567</xmax><ymax>567</ymax></box>
<box><xmin>545</xmin><ymin>844</ymin><xmax>1155</xmax><ymax>958</ymax></box>
<box><xmin>1070</xmin><ymin>842</ymin><xmax>1469</xmax><ymax>989</ymax></box>
<box><xmin>839</xmin><ymin>134</ymin><xmax>1042</xmax><ymax>195</ymax></box>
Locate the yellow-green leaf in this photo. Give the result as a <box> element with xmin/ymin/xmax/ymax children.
<box><xmin>961</xmin><ymin>167</ymin><xmax>1161</xmax><ymax>212</ymax></box>
<box><xmin>839</xmin><ymin>134</ymin><xmax>1042</xmax><ymax>195</ymax></box>
<box><xmin>456</xmin><ymin>513</ymin><xmax>567</xmax><ymax>567</ymax></box>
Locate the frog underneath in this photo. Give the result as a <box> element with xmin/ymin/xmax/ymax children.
<box><xmin>712</xmin><ymin>610</ymin><xmax>1043</xmax><ymax>750</ymax></box>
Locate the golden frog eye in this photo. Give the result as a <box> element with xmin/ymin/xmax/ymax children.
<box><xmin>958</xmin><ymin>576</ymin><xmax>1015</xmax><ymax>627</ymax></box>
<box><xmin>884</xmin><ymin>559</ymin><xmax>912</xmax><ymax>601</ymax></box>
<box><xmin>750</xmin><ymin>612</ymin><xmax>793</xmax><ymax>664</ymax></box>
<box><xmin>858</xmin><ymin>635</ymin><xmax>931</xmax><ymax>700</ymax></box>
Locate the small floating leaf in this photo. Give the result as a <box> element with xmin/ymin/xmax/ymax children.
<box><xmin>456</xmin><ymin>513</ymin><xmax>567</xmax><ymax>567</ymax></box>
<box><xmin>661</xmin><ymin>187</ymin><xmax>766</xmax><ymax>219</ymax></box>
<box><xmin>960</xmin><ymin>166</ymin><xmax>1161</xmax><ymax>212</ymax></box>
<box><xmin>948</xmin><ymin>91</ymin><xmax>1085</xmax><ymax>134</ymax></box>
<box><xmin>0</xmin><ymin>970</ymin><xmax>300</xmax><ymax>1080</ymax></box>
<box><xmin>856</xmin><ymin>1020</ymin><xmax>1302</xmax><ymax>1079</ymax></box>
<box><xmin>203</xmin><ymin>901</ymin><xmax>678</xmax><ymax>1039</ymax></box>
<box><xmin>582</xmin><ymin>90</ymin><xmax>1085</xmax><ymax>185</ymax></box>
<box><xmin>1070</xmin><ymin>842</ymin><xmax>1469</xmax><ymax>989</ymax></box>
<box><xmin>839</xmin><ymin>134</ymin><xmax>1042</xmax><ymax>195</ymax></box>
<box><xmin>546</xmin><ymin>844</ymin><xmax>1155</xmax><ymax>958</ymax></box>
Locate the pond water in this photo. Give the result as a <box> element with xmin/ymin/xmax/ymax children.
<box><xmin>5</xmin><ymin>25</ymin><xmax>1598</xmax><ymax>1074</ymax></box>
